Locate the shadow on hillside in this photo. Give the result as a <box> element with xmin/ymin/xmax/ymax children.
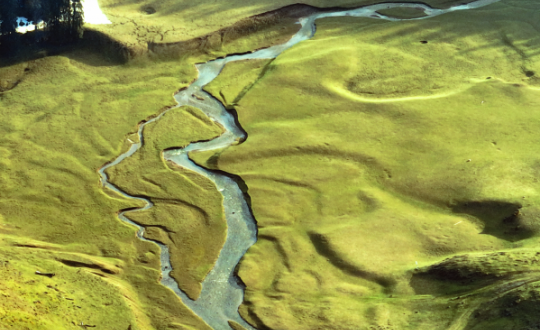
<box><xmin>0</xmin><ymin>29</ymin><xmax>133</xmax><ymax>68</ymax></box>
<box><xmin>102</xmin><ymin>0</ymin><xmax>473</xmax><ymax>24</ymax></box>
<box><xmin>319</xmin><ymin>0</ymin><xmax>540</xmax><ymax>71</ymax></box>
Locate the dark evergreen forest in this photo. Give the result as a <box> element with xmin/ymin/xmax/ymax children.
<box><xmin>0</xmin><ymin>0</ymin><xmax>84</xmax><ymax>57</ymax></box>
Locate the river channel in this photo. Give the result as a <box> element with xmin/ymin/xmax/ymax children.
<box><xmin>99</xmin><ymin>0</ymin><xmax>501</xmax><ymax>329</ymax></box>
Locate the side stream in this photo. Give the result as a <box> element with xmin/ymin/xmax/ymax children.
<box><xmin>99</xmin><ymin>0</ymin><xmax>501</xmax><ymax>329</ymax></box>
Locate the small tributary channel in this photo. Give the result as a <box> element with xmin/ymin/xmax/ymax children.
<box><xmin>99</xmin><ymin>0</ymin><xmax>501</xmax><ymax>329</ymax></box>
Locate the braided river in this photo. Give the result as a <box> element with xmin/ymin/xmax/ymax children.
<box><xmin>99</xmin><ymin>0</ymin><xmax>501</xmax><ymax>328</ymax></box>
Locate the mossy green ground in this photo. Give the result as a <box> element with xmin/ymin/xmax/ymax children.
<box><xmin>203</xmin><ymin>59</ymin><xmax>273</xmax><ymax>109</ymax></box>
<box><xmin>104</xmin><ymin>105</ymin><xmax>225</xmax><ymax>300</ymax></box>
<box><xmin>0</xmin><ymin>6</ymin><xmax>314</xmax><ymax>325</ymax></box>
<box><xmin>0</xmin><ymin>0</ymin><xmax>534</xmax><ymax>329</ymax></box>
<box><xmin>0</xmin><ymin>245</ymin><xmax>138</xmax><ymax>329</ymax></box>
<box><xmin>0</xmin><ymin>49</ymin><xmax>219</xmax><ymax>328</ymax></box>
<box><xmin>194</xmin><ymin>1</ymin><xmax>540</xmax><ymax>329</ymax></box>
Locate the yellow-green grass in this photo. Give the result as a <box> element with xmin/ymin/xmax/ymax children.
<box><xmin>0</xmin><ymin>7</ymin><xmax>315</xmax><ymax>327</ymax></box>
<box><xmin>0</xmin><ymin>243</ymin><xmax>140</xmax><ymax>330</ymax></box>
<box><xmin>85</xmin><ymin>4</ymin><xmax>303</xmax><ymax>60</ymax></box>
<box><xmin>104</xmin><ymin>105</ymin><xmax>226</xmax><ymax>300</ymax></box>
<box><xmin>193</xmin><ymin>1</ymin><xmax>540</xmax><ymax>328</ymax></box>
<box><xmin>203</xmin><ymin>59</ymin><xmax>273</xmax><ymax>109</ymax></box>
<box><xmin>146</xmin><ymin>19</ymin><xmax>302</xmax><ymax>65</ymax></box>
<box><xmin>94</xmin><ymin>0</ymin><xmax>476</xmax><ymax>47</ymax></box>
<box><xmin>0</xmin><ymin>49</ymin><xmax>216</xmax><ymax>329</ymax></box>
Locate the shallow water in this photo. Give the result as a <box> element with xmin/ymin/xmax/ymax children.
<box><xmin>99</xmin><ymin>0</ymin><xmax>501</xmax><ymax>329</ymax></box>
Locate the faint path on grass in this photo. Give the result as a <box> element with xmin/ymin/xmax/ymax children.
<box><xmin>99</xmin><ymin>0</ymin><xmax>501</xmax><ymax>329</ymax></box>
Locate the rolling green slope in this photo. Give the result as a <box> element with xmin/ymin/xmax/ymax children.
<box><xmin>91</xmin><ymin>0</ymin><xmax>475</xmax><ymax>54</ymax></box>
<box><xmin>194</xmin><ymin>1</ymin><xmax>540</xmax><ymax>328</ymax></box>
<box><xmin>0</xmin><ymin>2</ymin><xmax>318</xmax><ymax>327</ymax></box>
<box><xmin>0</xmin><ymin>50</ymin><xmax>216</xmax><ymax>329</ymax></box>
<box><xmin>104</xmin><ymin>105</ymin><xmax>226</xmax><ymax>300</ymax></box>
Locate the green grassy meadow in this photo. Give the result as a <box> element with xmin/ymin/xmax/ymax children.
<box><xmin>0</xmin><ymin>1</ymin><xmax>318</xmax><ymax>325</ymax></box>
<box><xmin>0</xmin><ymin>245</ymin><xmax>140</xmax><ymax>329</ymax></box>
<box><xmin>104</xmin><ymin>105</ymin><xmax>226</xmax><ymax>300</ymax></box>
<box><xmin>203</xmin><ymin>59</ymin><xmax>273</xmax><ymax>109</ymax></box>
<box><xmin>195</xmin><ymin>0</ymin><xmax>540</xmax><ymax>328</ymax></box>
<box><xmin>0</xmin><ymin>49</ymin><xmax>220</xmax><ymax>329</ymax></box>
<box><xmin>2</xmin><ymin>0</ymin><xmax>539</xmax><ymax>329</ymax></box>
<box><xmin>91</xmin><ymin>0</ymin><xmax>472</xmax><ymax>52</ymax></box>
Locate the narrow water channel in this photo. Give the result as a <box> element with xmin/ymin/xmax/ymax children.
<box><xmin>99</xmin><ymin>0</ymin><xmax>501</xmax><ymax>329</ymax></box>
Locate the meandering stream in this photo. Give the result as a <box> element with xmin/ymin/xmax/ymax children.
<box><xmin>99</xmin><ymin>0</ymin><xmax>501</xmax><ymax>329</ymax></box>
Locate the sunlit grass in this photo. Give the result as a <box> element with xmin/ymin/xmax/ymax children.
<box><xmin>0</xmin><ymin>51</ymin><xmax>213</xmax><ymax>329</ymax></box>
<box><xmin>105</xmin><ymin>105</ymin><xmax>226</xmax><ymax>300</ymax></box>
<box><xmin>198</xmin><ymin>2</ymin><xmax>540</xmax><ymax>329</ymax></box>
<box><xmin>94</xmin><ymin>0</ymin><xmax>472</xmax><ymax>45</ymax></box>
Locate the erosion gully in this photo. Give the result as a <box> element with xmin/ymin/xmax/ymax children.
<box><xmin>99</xmin><ymin>0</ymin><xmax>501</xmax><ymax>329</ymax></box>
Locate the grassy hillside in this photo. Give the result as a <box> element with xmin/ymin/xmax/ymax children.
<box><xmin>90</xmin><ymin>0</ymin><xmax>475</xmax><ymax>54</ymax></box>
<box><xmin>0</xmin><ymin>47</ymin><xmax>219</xmax><ymax>329</ymax></box>
<box><xmin>0</xmin><ymin>244</ymin><xmax>142</xmax><ymax>329</ymax></box>
<box><xmin>193</xmin><ymin>0</ymin><xmax>540</xmax><ymax>328</ymax></box>
<box><xmin>104</xmin><ymin>105</ymin><xmax>225</xmax><ymax>300</ymax></box>
<box><xmin>0</xmin><ymin>1</ymin><xmax>324</xmax><ymax>325</ymax></box>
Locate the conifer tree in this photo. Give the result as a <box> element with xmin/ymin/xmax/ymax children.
<box><xmin>0</xmin><ymin>0</ymin><xmax>19</xmax><ymax>36</ymax></box>
<box><xmin>1</xmin><ymin>0</ymin><xmax>84</xmax><ymax>55</ymax></box>
<box><xmin>26</xmin><ymin>0</ymin><xmax>44</xmax><ymax>32</ymax></box>
<box><xmin>70</xmin><ymin>0</ymin><xmax>84</xmax><ymax>38</ymax></box>
<box><xmin>45</xmin><ymin>0</ymin><xmax>63</xmax><ymax>37</ymax></box>
<box><xmin>0</xmin><ymin>0</ymin><xmax>21</xmax><ymax>56</ymax></box>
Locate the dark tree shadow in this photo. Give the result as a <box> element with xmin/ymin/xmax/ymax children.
<box><xmin>0</xmin><ymin>28</ymin><xmax>132</xmax><ymax>68</ymax></box>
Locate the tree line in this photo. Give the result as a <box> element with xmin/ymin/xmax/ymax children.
<box><xmin>0</xmin><ymin>0</ymin><xmax>84</xmax><ymax>56</ymax></box>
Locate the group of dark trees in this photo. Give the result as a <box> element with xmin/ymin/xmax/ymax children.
<box><xmin>0</xmin><ymin>0</ymin><xmax>84</xmax><ymax>57</ymax></box>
